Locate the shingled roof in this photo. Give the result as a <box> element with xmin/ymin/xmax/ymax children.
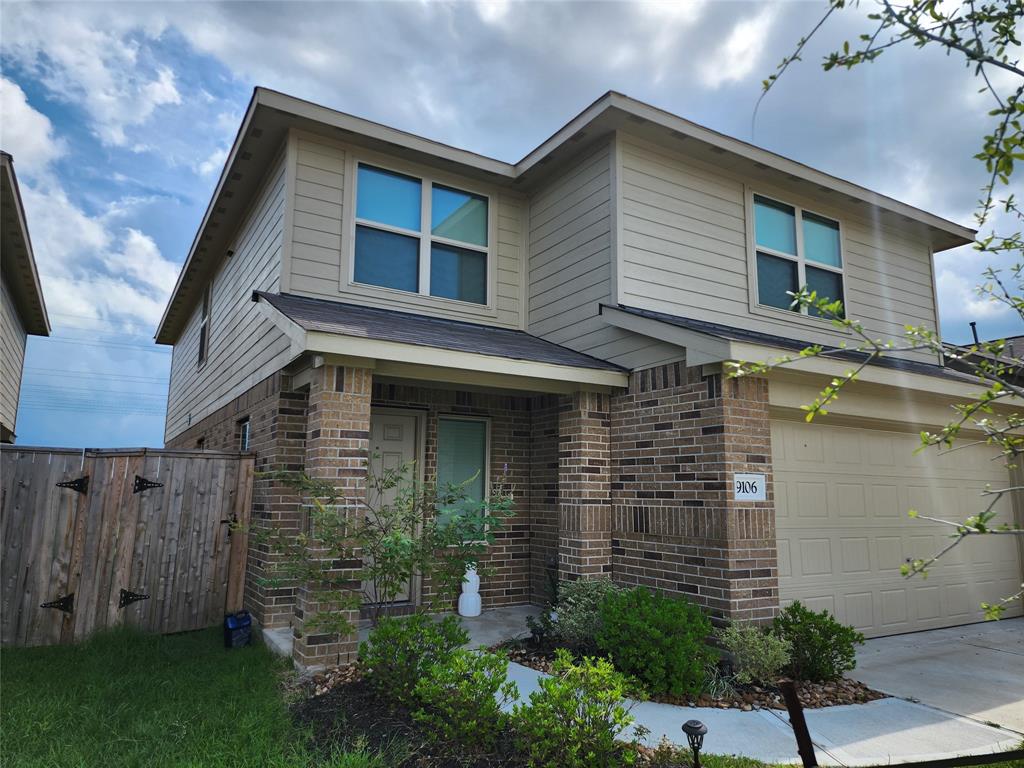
<box><xmin>609</xmin><ymin>304</ymin><xmax>977</xmax><ymax>384</ymax></box>
<box><xmin>254</xmin><ymin>291</ymin><xmax>625</xmax><ymax>372</ymax></box>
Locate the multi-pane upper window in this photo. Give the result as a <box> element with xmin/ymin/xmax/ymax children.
<box><xmin>353</xmin><ymin>163</ymin><xmax>489</xmax><ymax>305</ymax></box>
<box><xmin>753</xmin><ymin>194</ymin><xmax>844</xmax><ymax>318</ymax></box>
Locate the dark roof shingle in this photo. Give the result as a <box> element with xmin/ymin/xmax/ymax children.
<box><xmin>256</xmin><ymin>292</ymin><xmax>624</xmax><ymax>372</ymax></box>
<box><xmin>609</xmin><ymin>304</ymin><xmax>978</xmax><ymax>384</ymax></box>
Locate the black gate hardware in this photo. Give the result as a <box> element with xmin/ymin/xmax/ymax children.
<box><xmin>41</xmin><ymin>593</ymin><xmax>75</xmax><ymax>613</ymax></box>
<box><xmin>56</xmin><ymin>476</ymin><xmax>89</xmax><ymax>494</ymax></box>
<box><xmin>132</xmin><ymin>475</ymin><xmax>163</xmax><ymax>494</ymax></box>
<box><xmin>221</xmin><ymin>514</ymin><xmax>238</xmax><ymax>538</ymax></box>
<box><xmin>118</xmin><ymin>589</ymin><xmax>149</xmax><ymax>608</ymax></box>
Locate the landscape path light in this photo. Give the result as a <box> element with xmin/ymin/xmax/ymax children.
<box><xmin>682</xmin><ymin>719</ymin><xmax>707</xmax><ymax>768</ymax></box>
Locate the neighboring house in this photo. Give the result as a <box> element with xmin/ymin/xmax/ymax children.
<box><xmin>158</xmin><ymin>89</ymin><xmax>1022</xmax><ymax>668</ymax></box>
<box><xmin>1</xmin><ymin>152</ymin><xmax>50</xmax><ymax>443</ymax></box>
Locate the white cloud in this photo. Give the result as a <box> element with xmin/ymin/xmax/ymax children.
<box><xmin>2</xmin><ymin>7</ymin><xmax>181</xmax><ymax>146</ymax></box>
<box><xmin>699</xmin><ymin>7</ymin><xmax>778</xmax><ymax>89</ymax></box>
<box><xmin>8</xmin><ymin>88</ymin><xmax>178</xmax><ymax>334</ymax></box>
<box><xmin>0</xmin><ymin>77</ymin><xmax>66</xmax><ymax>170</ymax></box>
<box><xmin>196</xmin><ymin>146</ymin><xmax>228</xmax><ymax>177</ymax></box>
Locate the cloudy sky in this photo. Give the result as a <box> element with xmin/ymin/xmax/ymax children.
<box><xmin>1</xmin><ymin>0</ymin><xmax>1020</xmax><ymax>448</ymax></box>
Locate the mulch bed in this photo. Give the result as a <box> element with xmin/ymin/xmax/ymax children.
<box><xmin>292</xmin><ymin>668</ymin><xmax>528</xmax><ymax>768</ymax></box>
<box><xmin>500</xmin><ymin>643</ymin><xmax>887</xmax><ymax>711</ymax></box>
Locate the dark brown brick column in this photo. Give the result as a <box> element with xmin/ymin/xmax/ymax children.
<box><xmin>611</xmin><ymin>363</ymin><xmax>778</xmax><ymax>624</ymax></box>
<box><xmin>558</xmin><ymin>391</ymin><xmax>612</xmax><ymax>580</ymax></box>
<box><xmin>292</xmin><ymin>364</ymin><xmax>372</xmax><ymax>669</ymax></box>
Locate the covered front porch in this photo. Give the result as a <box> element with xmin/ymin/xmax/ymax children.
<box><xmin>250</xmin><ymin>290</ymin><xmax>630</xmax><ymax>669</ymax></box>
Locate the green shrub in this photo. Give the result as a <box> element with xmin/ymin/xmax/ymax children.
<box><xmin>553</xmin><ymin>578</ymin><xmax>624</xmax><ymax>652</ymax></box>
<box><xmin>513</xmin><ymin>649</ymin><xmax>637</xmax><ymax>768</ymax></box>
<box><xmin>412</xmin><ymin>649</ymin><xmax>518</xmax><ymax>752</ymax></box>
<box><xmin>718</xmin><ymin>622</ymin><xmax>792</xmax><ymax>685</ymax></box>
<box><xmin>596</xmin><ymin>587</ymin><xmax>714</xmax><ymax>696</ymax></box>
<box><xmin>359</xmin><ymin>614</ymin><xmax>468</xmax><ymax>707</ymax></box>
<box><xmin>772</xmin><ymin>601</ymin><xmax>864</xmax><ymax>682</ymax></box>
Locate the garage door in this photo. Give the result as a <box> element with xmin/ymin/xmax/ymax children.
<box><xmin>773</xmin><ymin>419</ymin><xmax>1022</xmax><ymax>637</ymax></box>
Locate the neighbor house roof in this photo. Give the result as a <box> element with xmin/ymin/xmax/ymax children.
<box><xmin>254</xmin><ymin>290</ymin><xmax>625</xmax><ymax>372</ymax></box>
<box><xmin>603</xmin><ymin>304</ymin><xmax>977</xmax><ymax>385</ymax></box>
<box><xmin>156</xmin><ymin>88</ymin><xmax>977</xmax><ymax>345</ymax></box>
<box><xmin>1</xmin><ymin>152</ymin><xmax>50</xmax><ymax>336</ymax></box>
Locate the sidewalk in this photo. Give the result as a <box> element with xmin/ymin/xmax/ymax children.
<box><xmin>504</xmin><ymin>662</ymin><xmax>1022</xmax><ymax>766</ymax></box>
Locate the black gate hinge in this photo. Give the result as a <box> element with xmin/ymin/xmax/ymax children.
<box><xmin>132</xmin><ymin>475</ymin><xmax>163</xmax><ymax>494</ymax></box>
<box><xmin>118</xmin><ymin>589</ymin><xmax>150</xmax><ymax>608</ymax></box>
<box><xmin>41</xmin><ymin>593</ymin><xmax>75</xmax><ymax>613</ymax></box>
<box><xmin>56</xmin><ymin>476</ymin><xmax>89</xmax><ymax>494</ymax></box>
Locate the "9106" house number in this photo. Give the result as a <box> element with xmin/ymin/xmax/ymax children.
<box><xmin>733</xmin><ymin>473</ymin><xmax>766</xmax><ymax>501</ymax></box>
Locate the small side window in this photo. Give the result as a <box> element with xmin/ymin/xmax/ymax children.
<box><xmin>238</xmin><ymin>418</ymin><xmax>250</xmax><ymax>452</ymax></box>
<box><xmin>197</xmin><ymin>284</ymin><xmax>212</xmax><ymax>367</ymax></box>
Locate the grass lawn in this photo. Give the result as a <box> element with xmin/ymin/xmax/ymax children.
<box><xmin>0</xmin><ymin>627</ymin><xmax>388</xmax><ymax>768</ymax></box>
<box><xmin>2</xmin><ymin>627</ymin><xmax>1021</xmax><ymax>768</ymax></box>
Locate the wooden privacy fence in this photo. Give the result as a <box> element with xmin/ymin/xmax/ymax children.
<box><xmin>1</xmin><ymin>447</ymin><xmax>254</xmax><ymax>647</ymax></box>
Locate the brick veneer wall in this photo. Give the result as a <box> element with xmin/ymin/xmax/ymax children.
<box><xmin>292</xmin><ymin>365</ymin><xmax>372</xmax><ymax>668</ymax></box>
<box><xmin>610</xmin><ymin>362</ymin><xmax>778</xmax><ymax>623</ymax></box>
<box><xmin>371</xmin><ymin>381</ymin><xmax>534</xmax><ymax>610</ymax></box>
<box><xmin>166</xmin><ymin>371</ymin><xmax>308</xmax><ymax>628</ymax></box>
<box><xmin>559</xmin><ymin>391</ymin><xmax>613</xmax><ymax>580</ymax></box>
<box><xmin>528</xmin><ymin>396</ymin><xmax>561</xmax><ymax>604</ymax></box>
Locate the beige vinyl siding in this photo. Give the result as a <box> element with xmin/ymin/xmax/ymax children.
<box><xmin>527</xmin><ymin>138</ymin><xmax>684</xmax><ymax>371</ymax></box>
<box><xmin>164</xmin><ymin>147</ymin><xmax>292</xmax><ymax>442</ymax></box>
<box><xmin>285</xmin><ymin>131</ymin><xmax>525</xmax><ymax>329</ymax></box>
<box><xmin>617</xmin><ymin>134</ymin><xmax>941</xmax><ymax>362</ymax></box>
<box><xmin>0</xmin><ymin>273</ymin><xmax>27</xmax><ymax>435</ymax></box>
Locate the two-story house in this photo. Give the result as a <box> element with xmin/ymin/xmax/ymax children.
<box><xmin>158</xmin><ymin>89</ymin><xmax>1022</xmax><ymax>668</ymax></box>
<box><xmin>1</xmin><ymin>151</ymin><xmax>50</xmax><ymax>443</ymax></box>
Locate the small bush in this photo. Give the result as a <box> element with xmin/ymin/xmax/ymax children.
<box><xmin>596</xmin><ymin>587</ymin><xmax>714</xmax><ymax>696</ymax></box>
<box><xmin>359</xmin><ymin>614</ymin><xmax>468</xmax><ymax>707</ymax></box>
<box><xmin>718</xmin><ymin>622</ymin><xmax>792</xmax><ymax>685</ymax></box>
<box><xmin>513</xmin><ymin>648</ymin><xmax>637</xmax><ymax>768</ymax></box>
<box><xmin>412</xmin><ymin>649</ymin><xmax>518</xmax><ymax>752</ymax></box>
<box><xmin>553</xmin><ymin>578</ymin><xmax>624</xmax><ymax>653</ymax></box>
<box><xmin>772</xmin><ymin>601</ymin><xmax>864</xmax><ymax>682</ymax></box>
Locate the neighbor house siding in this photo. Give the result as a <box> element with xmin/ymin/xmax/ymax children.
<box><xmin>617</xmin><ymin>134</ymin><xmax>941</xmax><ymax>362</ymax></box>
<box><xmin>283</xmin><ymin>130</ymin><xmax>525</xmax><ymax>329</ymax></box>
<box><xmin>527</xmin><ymin>138</ymin><xmax>684</xmax><ymax>370</ymax></box>
<box><xmin>0</xmin><ymin>273</ymin><xmax>27</xmax><ymax>437</ymax></box>
<box><xmin>164</xmin><ymin>146</ymin><xmax>292</xmax><ymax>442</ymax></box>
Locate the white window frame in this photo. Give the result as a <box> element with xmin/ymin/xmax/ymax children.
<box><xmin>197</xmin><ymin>283</ymin><xmax>212</xmax><ymax>368</ymax></box>
<box><xmin>238</xmin><ymin>418</ymin><xmax>250</xmax><ymax>452</ymax></box>
<box><xmin>435</xmin><ymin>414</ymin><xmax>492</xmax><ymax>540</ymax></box>
<box><xmin>348</xmin><ymin>157</ymin><xmax>496</xmax><ymax>308</ymax></box>
<box><xmin>746</xmin><ymin>189</ymin><xmax>849</xmax><ymax>324</ymax></box>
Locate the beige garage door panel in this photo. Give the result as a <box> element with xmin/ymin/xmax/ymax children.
<box><xmin>773</xmin><ymin>419</ymin><xmax>1022</xmax><ymax>637</ymax></box>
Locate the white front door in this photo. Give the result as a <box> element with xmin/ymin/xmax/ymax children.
<box><xmin>364</xmin><ymin>409</ymin><xmax>420</xmax><ymax>604</ymax></box>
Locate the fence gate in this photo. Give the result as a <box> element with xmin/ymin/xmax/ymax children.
<box><xmin>1</xmin><ymin>447</ymin><xmax>254</xmax><ymax>647</ymax></box>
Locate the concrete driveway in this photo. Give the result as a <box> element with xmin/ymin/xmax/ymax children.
<box><xmin>851</xmin><ymin>618</ymin><xmax>1024</xmax><ymax>733</ymax></box>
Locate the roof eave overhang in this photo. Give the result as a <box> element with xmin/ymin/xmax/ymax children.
<box><xmin>1</xmin><ymin>155</ymin><xmax>50</xmax><ymax>336</ymax></box>
<box><xmin>254</xmin><ymin>295</ymin><xmax>629</xmax><ymax>393</ymax></box>
<box><xmin>155</xmin><ymin>91</ymin><xmax>260</xmax><ymax>344</ymax></box>
<box><xmin>600</xmin><ymin>304</ymin><xmax>985</xmax><ymax>400</ymax></box>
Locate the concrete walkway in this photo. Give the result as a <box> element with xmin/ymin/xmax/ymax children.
<box><xmin>852</xmin><ymin>618</ymin><xmax>1024</xmax><ymax>733</ymax></box>
<box><xmin>504</xmin><ymin>662</ymin><xmax>1021</xmax><ymax>765</ymax></box>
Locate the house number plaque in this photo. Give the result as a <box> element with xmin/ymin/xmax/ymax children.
<box><xmin>733</xmin><ymin>473</ymin><xmax>766</xmax><ymax>501</ymax></box>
